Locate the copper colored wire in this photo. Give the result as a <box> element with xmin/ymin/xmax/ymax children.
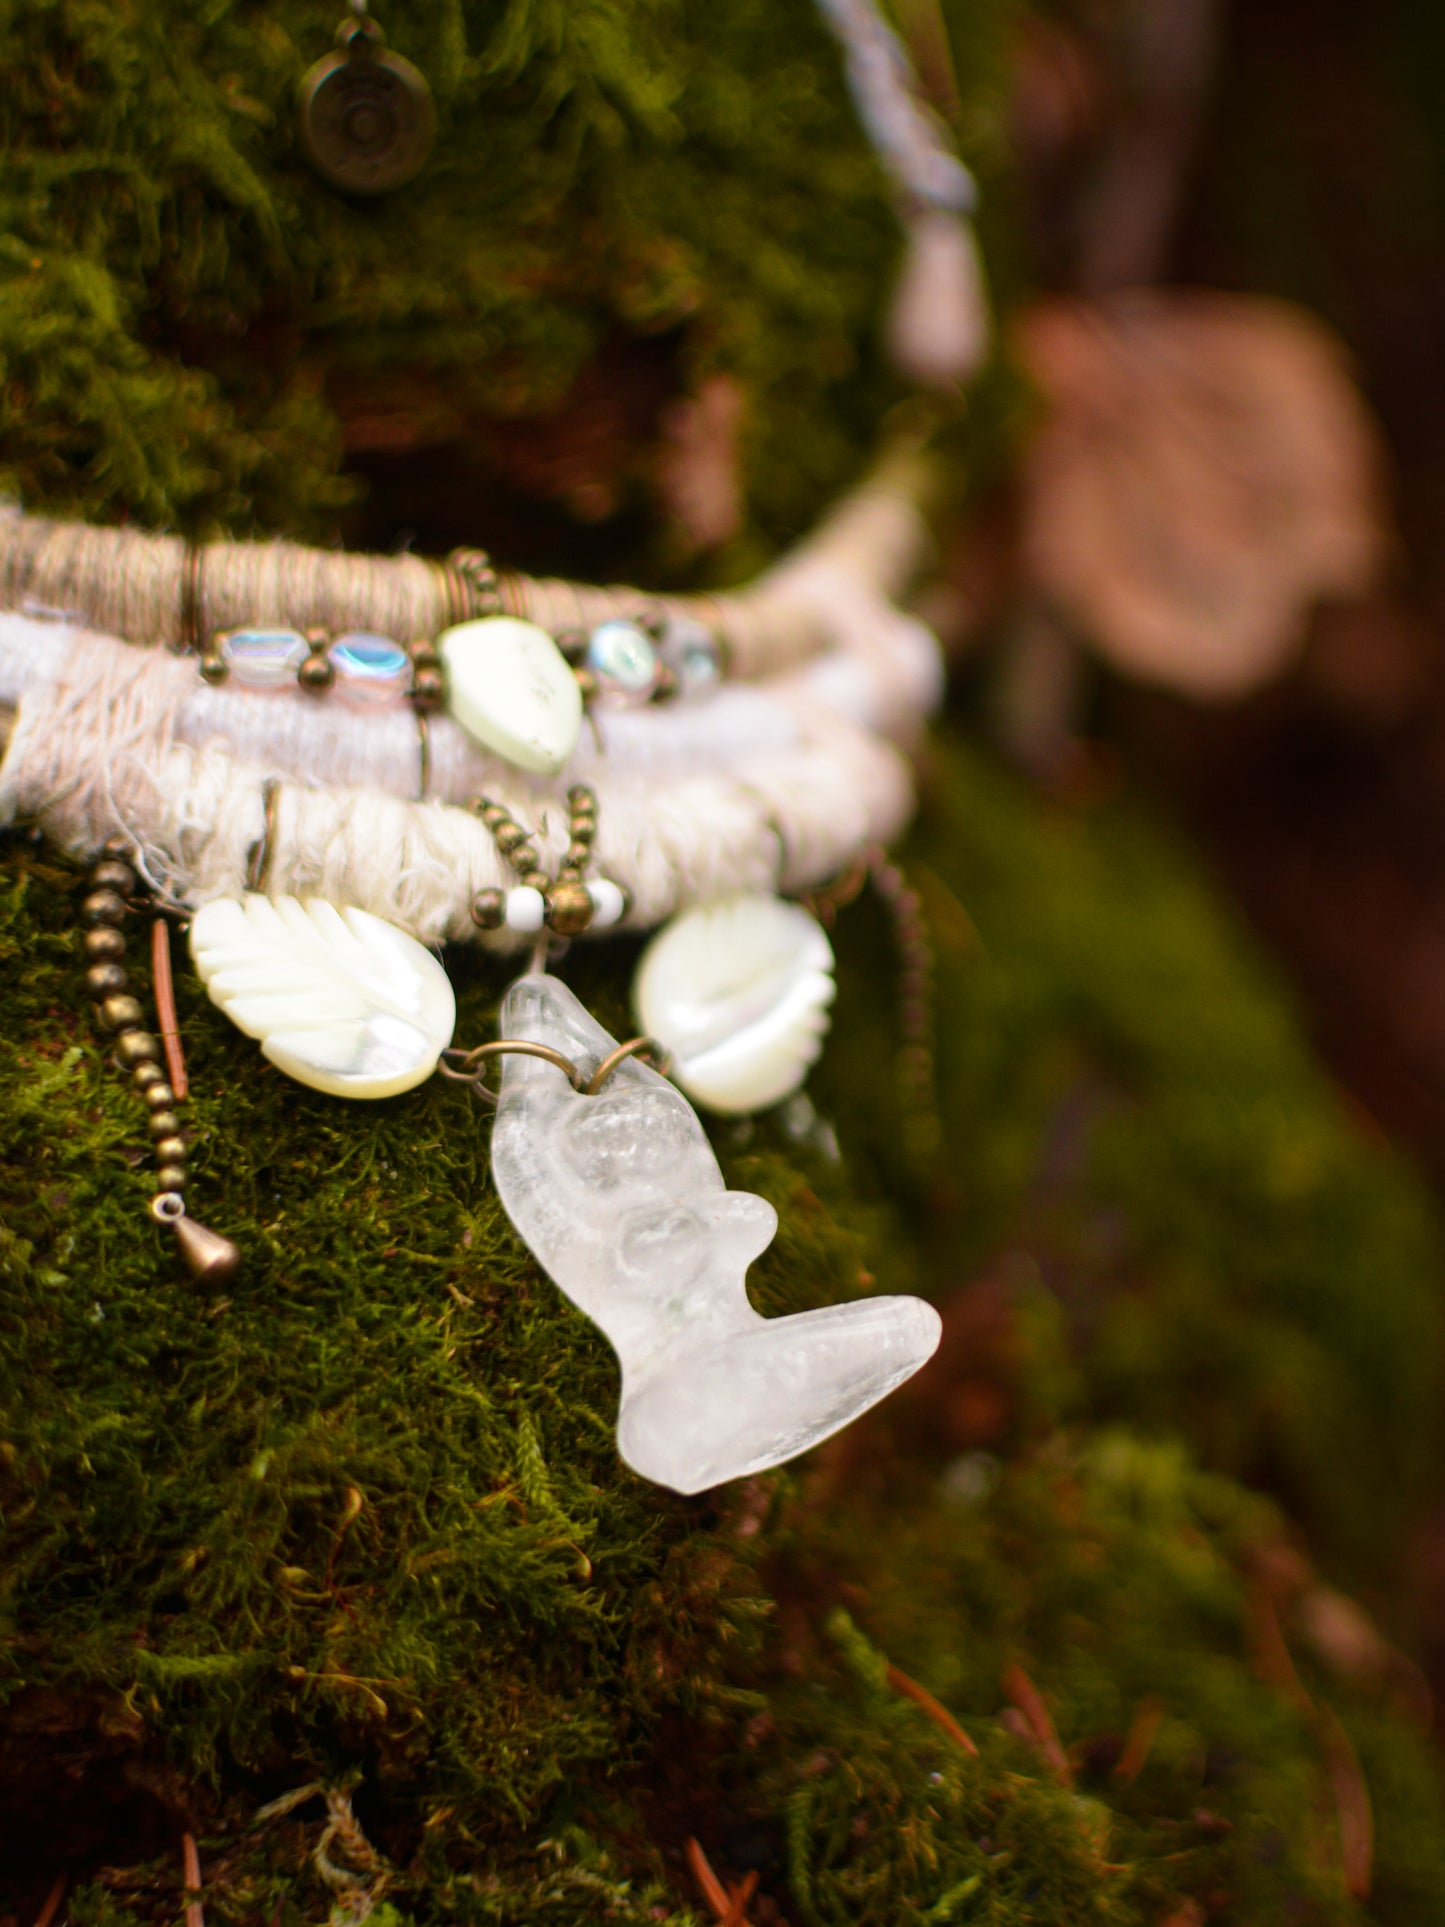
<box><xmin>152</xmin><ymin>915</ymin><xmax>189</xmax><ymax>1100</ymax></box>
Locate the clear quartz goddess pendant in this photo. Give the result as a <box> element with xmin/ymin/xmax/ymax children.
<box><xmin>490</xmin><ymin>974</ymin><xmax>941</xmax><ymax>1493</ymax></box>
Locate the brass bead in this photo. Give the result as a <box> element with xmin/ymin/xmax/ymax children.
<box><xmin>148</xmin><ymin>1111</ymin><xmax>182</xmax><ymax>1142</ymax></box>
<box><xmin>117</xmin><ymin>1030</ymin><xmax>162</xmax><ymax>1069</ymax></box>
<box><xmin>566</xmin><ymin>784</ymin><xmax>596</xmax><ymax>809</ymax></box>
<box><xmin>493</xmin><ymin>821</ymin><xmax>528</xmax><ymax>857</ymax></box>
<box><xmin>144</xmin><ymin>1081</ymin><xmax>177</xmax><ymax>1111</ymax></box>
<box><xmin>86</xmin><ymin>962</ymin><xmax>130</xmax><ymax>1001</ymax></box>
<box><xmin>90</xmin><ymin>859</ymin><xmax>136</xmax><ymax>894</ymax></box>
<box><xmin>298</xmin><ymin>652</ymin><xmax>335</xmax><ymax>693</ymax></box>
<box><xmin>546</xmin><ymin>879</ymin><xmax>595</xmax><ymax>937</ymax></box>
<box><xmin>652</xmin><ymin>662</ymin><xmax>679</xmax><ymax>699</ymax></box>
<box><xmin>153</xmin><ymin>1136</ymin><xmax>187</xmax><ymax>1167</ymax></box>
<box><xmin>518</xmin><ymin>868</ymin><xmax>550</xmax><ymax>895</ymax></box>
<box><xmin>156</xmin><ymin>1164</ymin><xmax>187</xmax><ymax>1193</ymax></box>
<box><xmin>564</xmin><ymin>839</ymin><xmax>592</xmax><ymax>870</ymax></box>
<box><xmin>408</xmin><ymin>637</ymin><xmax>441</xmax><ymax>669</ymax></box>
<box><xmin>569</xmin><ymin>814</ymin><xmax>596</xmax><ymax>845</ymax></box>
<box><xmin>481</xmin><ymin>804</ymin><xmax>510</xmax><ymax>831</ymax></box>
<box><xmin>469</xmin><ymin>888</ymin><xmax>507</xmax><ymax>931</ymax></box>
<box><xmin>82</xmin><ymin>889</ymin><xmax>128</xmax><ymax>927</ymax></box>
<box><xmin>411</xmin><ymin>665</ymin><xmax>445</xmax><ymax>709</ymax></box>
<box><xmin>84</xmin><ymin>926</ymin><xmax>127</xmax><ymax>963</ymax></box>
<box><xmin>573</xmin><ymin>667</ymin><xmax>598</xmax><ymax>702</ymax></box>
<box><xmin>100</xmin><ymin>993</ymin><xmax>146</xmax><ymax>1033</ymax></box>
<box><xmin>304</xmin><ymin>627</ymin><xmax>331</xmax><ymax>652</ymax></box>
<box><xmin>198</xmin><ymin>653</ymin><xmax>229</xmax><ymax>685</ymax></box>
<box><xmin>132</xmin><ymin>1059</ymin><xmax>165</xmax><ymax>1091</ymax></box>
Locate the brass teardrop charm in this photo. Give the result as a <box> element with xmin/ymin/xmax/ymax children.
<box><xmin>171</xmin><ymin>1212</ymin><xmax>243</xmax><ymax>1288</ymax></box>
<box><xmin>298</xmin><ymin>15</ymin><xmax>436</xmax><ymax>196</ymax></box>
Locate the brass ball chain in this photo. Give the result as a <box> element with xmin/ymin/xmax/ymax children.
<box><xmin>467</xmin><ymin>783</ymin><xmax>629</xmax><ymax>940</ymax></box>
<box><xmin>78</xmin><ymin>844</ymin><xmax>241</xmax><ymax>1285</ymax></box>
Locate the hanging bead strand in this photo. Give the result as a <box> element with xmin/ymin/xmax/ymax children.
<box><xmin>467</xmin><ymin>786</ymin><xmax>627</xmax><ymax>938</ymax></box>
<box><xmin>78</xmin><ymin>844</ymin><xmax>241</xmax><ymax>1286</ymax></box>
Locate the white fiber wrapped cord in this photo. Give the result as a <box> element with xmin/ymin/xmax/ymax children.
<box><xmin>0</xmin><ymin>601</ymin><xmax>926</xmax><ymax>947</ymax></box>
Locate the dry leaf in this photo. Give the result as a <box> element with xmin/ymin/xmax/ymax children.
<box><xmin>655</xmin><ymin>373</ymin><xmax>745</xmax><ymax>553</ymax></box>
<box><xmin>1017</xmin><ymin>290</ymin><xmax>1394</xmax><ymax>697</ymax></box>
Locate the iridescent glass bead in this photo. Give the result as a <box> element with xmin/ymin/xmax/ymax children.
<box><xmin>329</xmin><ymin>632</ymin><xmax>413</xmax><ymax>707</ymax></box>
<box><xmin>218</xmin><ymin>628</ymin><xmax>309</xmax><ymax>689</ymax></box>
<box><xmin>584</xmin><ymin>619</ymin><xmax>659</xmax><ymax>701</ymax></box>
<box><xmin>660</xmin><ymin>615</ymin><xmax>721</xmax><ymax>697</ymax></box>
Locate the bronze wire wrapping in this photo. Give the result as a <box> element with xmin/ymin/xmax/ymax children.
<box><xmin>438</xmin><ymin>1035</ymin><xmax>671</xmax><ymax>1108</ymax></box>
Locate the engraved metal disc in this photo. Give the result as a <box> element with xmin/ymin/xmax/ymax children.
<box><xmin>298</xmin><ymin>22</ymin><xmax>436</xmax><ymax>196</ymax></box>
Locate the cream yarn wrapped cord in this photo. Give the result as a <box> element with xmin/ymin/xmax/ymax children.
<box><xmin>0</xmin><ymin>445</ymin><xmax>943</xmax><ymax>946</ymax></box>
<box><xmin>0</xmin><ymin>441</ymin><xmax>940</xmax><ymax>684</ymax></box>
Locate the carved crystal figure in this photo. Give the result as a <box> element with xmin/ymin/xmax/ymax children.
<box><xmin>491</xmin><ymin>974</ymin><xmax>942</xmax><ymax>1493</ymax></box>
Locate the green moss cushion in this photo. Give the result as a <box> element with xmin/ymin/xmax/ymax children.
<box><xmin>4</xmin><ymin>735</ymin><xmax>1444</xmax><ymax>1921</ymax></box>
<box><xmin>0</xmin><ymin>0</ymin><xmax>1004</xmax><ymax>563</ymax></box>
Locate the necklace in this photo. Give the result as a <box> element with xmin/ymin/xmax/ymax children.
<box><xmin>9</xmin><ymin>439</ymin><xmax>948</xmax><ymax>1489</ymax></box>
<box><xmin>0</xmin><ymin>0</ymin><xmax>980</xmax><ymax>1490</ymax></box>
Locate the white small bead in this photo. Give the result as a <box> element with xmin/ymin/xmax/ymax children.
<box><xmin>504</xmin><ymin>885</ymin><xmax>547</xmax><ymax>933</ymax></box>
<box><xmin>587</xmin><ymin>878</ymin><xmax>626</xmax><ymax>930</ymax></box>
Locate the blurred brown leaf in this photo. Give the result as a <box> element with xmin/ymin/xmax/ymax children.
<box><xmin>655</xmin><ymin>373</ymin><xmax>745</xmax><ymax>554</ymax></box>
<box><xmin>1017</xmin><ymin>290</ymin><xmax>1395</xmax><ymax>697</ymax></box>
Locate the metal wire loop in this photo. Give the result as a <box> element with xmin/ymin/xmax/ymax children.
<box><xmin>438</xmin><ymin>1034</ymin><xmax>670</xmax><ymax>1104</ymax></box>
<box><xmin>583</xmin><ymin>1037</ymin><xmax>670</xmax><ymax>1093</ymax></box>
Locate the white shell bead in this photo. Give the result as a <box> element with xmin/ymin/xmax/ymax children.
<box><xmin>587</xmin><ymin>878</ymin><xmax>626</xmax><ymax>930</ymax></box>
<box><xmin>634</xmin><ymin>895</ymin><xmax>836</xmax><ymax>1114</ymax></box>
<box><xmin>440</xmin><ymin>616</ymin><xmax>582</xmax><ymax>776</ymax></box>
<box><xmin>189</xmin><ymin>895</ymin><xmax>455</xmax><ymax>1099</ymax></box>
<box><xmin>505</xmin><ymin>885</ymin><xmax>547</xmax><ymax>933</ymax></box>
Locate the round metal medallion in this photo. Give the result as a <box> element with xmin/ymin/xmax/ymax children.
<box><xmin>298</xmin><ymin>19</ymin><xmax>436</xmax><ymax>196</ymax></box>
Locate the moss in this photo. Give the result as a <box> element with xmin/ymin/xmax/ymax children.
<box><xmin>5</xmin><ymin>727</ymin><xmax>1445</xmax><ymax>1919</ymax></box>
<box><xmin>0</xmin><ymin>0</ymin><xmax>1015</xmax><ymax>564</ymax></box>
<box><xmin>5</xmin><ymin>7</ymin><xmax>1445</xmax><ymax>1910</ymax></box>
<box><xmin>732</xmin><ymin>1430</ymin><xmax>1431</xmax><ymax>1927</ymax></box>
<box><xmin>818</xmin><ymin>742</ymin><xmax>1444</xmax><ymax>1578</ymax></box>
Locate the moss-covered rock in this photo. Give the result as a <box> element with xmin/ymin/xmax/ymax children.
<box><xmin>820</xmin><ymin>744</ymin><xmax>1444</xmax><ymax>1580</ymax></box>
<box><xmin>0</xmin><ymin>0</ymin><xmax>1011</xmax><ymax>566</ymax></box>
<box><xmin>4</xmin><ymin>736</ymin><xmax>1445</xmax><ymax>1920</ymax></box>
<box><xmin>5</xmin><ymin>1</ymin><xmax>1445</xmax><ymax>1917</ymax></box>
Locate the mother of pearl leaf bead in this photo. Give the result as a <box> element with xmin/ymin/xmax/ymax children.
<box><xmin>439</xmin><ymin>616</ymin><xmax>583</xmax><ymax>776</ymax></box>
<box><xmin>189</xmin><ymin>895</ymin><xmax>456</xmax><ymax>1099</ymax></box>
<box><xmin>634</xmin><ymin>894</ymin><xmax>836</xmax><ymax>1114</ymax></box>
